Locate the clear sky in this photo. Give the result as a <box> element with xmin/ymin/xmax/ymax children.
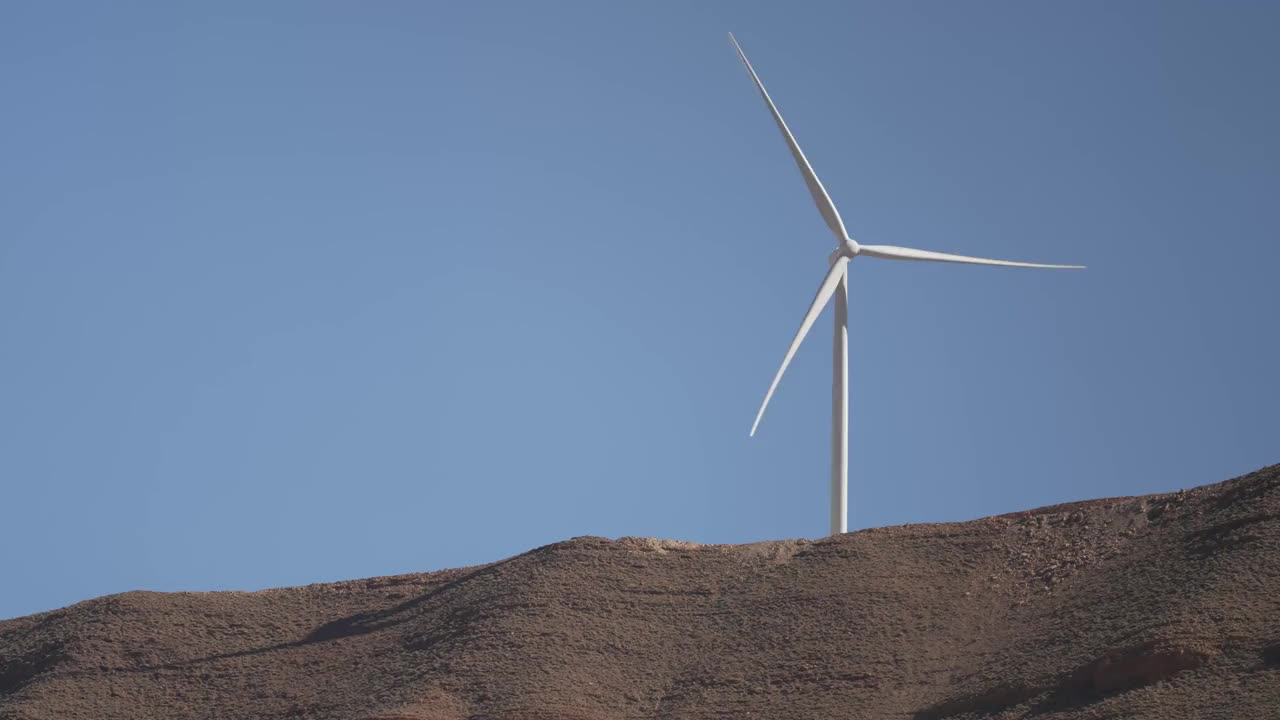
<box><xmin>2</xmin><ymin>1</ymin><xmax>1277</xmax><ymax>620</ymax></box>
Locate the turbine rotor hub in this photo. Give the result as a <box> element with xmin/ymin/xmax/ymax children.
<box><xmin>832</xmin><ymin>239</ymin><xmax>859</xmax><ymax>264</ymax></box>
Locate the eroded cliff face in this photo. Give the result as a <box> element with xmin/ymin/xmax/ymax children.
<box><xmin>2</xmin><ymin>465</ymin><xmax>1278</xmax><ymax>720</ymax></box>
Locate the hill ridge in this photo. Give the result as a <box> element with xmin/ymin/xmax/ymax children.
<box><xmin>2</xmin><ymin>464</ymin><xmax>1278</xmax><ymax>719</ymax></box>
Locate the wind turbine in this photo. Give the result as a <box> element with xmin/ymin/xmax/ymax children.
<box><xmin>730</xmin><ymin>33</ymin><xmax>1083</xmax><ymax>536</ymax></box>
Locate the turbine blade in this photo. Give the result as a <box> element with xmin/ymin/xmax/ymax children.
<box><xmin>729</xmin><ymin>32</ymin><xmax>849</xmax><ymax>244</ymax></box>
<box><xmin>751</xmin><ymin>256</ymin><xmax>851</xmax><ymax>436</ymax></box>
<box><xmin>858</xmin><ymin>244</ymin><xmax>1085</xmax><ymax>269</ymax></box>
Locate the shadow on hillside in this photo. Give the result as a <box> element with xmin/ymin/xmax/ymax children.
<box><xmin>66</xmin><ymin>556</ymin><xmax>521</xmax><ymax>676</ymax></box>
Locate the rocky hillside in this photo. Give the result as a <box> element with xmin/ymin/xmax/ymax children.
<box><xmin>2</xmin><ymin>465</ymin><xmax>1278</xmax><ymax>719</ymax></box>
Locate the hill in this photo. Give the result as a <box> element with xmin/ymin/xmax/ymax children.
<box><xmin>2</xmin><ymin>465</ymin><xmax>1278</xmax><ymax>719</ymax></box>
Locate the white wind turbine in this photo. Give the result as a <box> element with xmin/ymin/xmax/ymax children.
<box><xmin>730</xmin><ymin>33</ymin><xmax>1084</xmax><ymax>536</ymax></box>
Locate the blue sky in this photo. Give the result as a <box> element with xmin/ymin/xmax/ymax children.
<box><xmin>2</xmin><ymin>1</ymin><xmax>1276</xmax><ymax>620</ymax></box>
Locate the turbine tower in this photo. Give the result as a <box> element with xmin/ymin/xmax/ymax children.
<box><xmin>730</xmin><ymin>34</ymin><xmax>1083</xmax><ymax>536</ymax></box>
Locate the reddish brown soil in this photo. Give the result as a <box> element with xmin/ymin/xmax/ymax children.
<box><xmin>3</xmin><ymin>465</ymin><xmax>1278</xmax><ymax>719</ymax></box>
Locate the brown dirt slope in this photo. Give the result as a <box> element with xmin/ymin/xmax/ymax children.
<box><xmin>2</xmin><ymin>465</ymin><xmax>1279</xmax><ymax>719</ymax></box>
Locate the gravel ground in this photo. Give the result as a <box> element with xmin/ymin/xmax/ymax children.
<box><xmin>2</xmin><ymin>464</ymin><xmax>1277</xmax><ymax>719</ymax></box>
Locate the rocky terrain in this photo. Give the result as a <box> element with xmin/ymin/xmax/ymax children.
<box><xmin>2</xmin><ymin>464</ymin><xmax>1278</xmax><ymax>719</ymax></box>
